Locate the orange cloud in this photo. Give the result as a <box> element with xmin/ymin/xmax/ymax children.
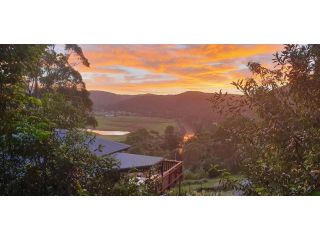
<box><xmin>75</xmin><ymin>44</ymin><xmax>283</xmax><ymax>94</ymax></box>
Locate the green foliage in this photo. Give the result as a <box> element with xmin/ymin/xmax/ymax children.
<box><xmin>163</xmin><ymin>126</ymin><xmax>180</xmax><ymax>150</ymax></box>
<box><xmin>48</xmin><ymin>131</ymin><xmax>121</xmax><ymax>195</ymax></box>
<box><xmin>207</xmin><ymin>164</ymin><xmax>222</xmax><ymax>178</ymax></box>
<box><xmin>112</xmin><ymin>175</ymin><xmax>156</xmax><ymax>196</ymax></box>
<box><xmin>183</xmin><ymin>169</ymin><xmax>208</xmax><ymax>180</ymax></box>
<box><xmin>125</xmin><ymin>128</ymin><xmax>164</xmax><ymax>155</ymax></box>
<box><xmin>182</xmin><ymin>119</ymin><xmax>243</xmax><ymax>174</ymax></box>
<box><xmin>0</xmin><ymin>44</ymin><xmax>141</xmax><ymax>195</ymax></box>
<box><xmin>1</xmin><ymin>130</ymin><xmax>121</xmax><ymax>196</ymax></box>
<box><xmin>212</xmin><ymin>44</ymin><xmax>320</xmax><ymax>195</ymax></box>
<box><xmin>26</xmin><ymin>44</ymin><xmax>96</xmax><ymax>127</ymax></box>
<box><xmin>125</xmin><ymin>126</ymin><xmax>181</xmax><ymax>159</ymax></box>
<box><xmin>168</xmin><ymin>176</ymin><xmax>239</xmax><ymax>196</ymax></box>
<box><xmin>40</xmin><ymin>92</ymin><xmax>89</xmax><ymax>129</ymax></box>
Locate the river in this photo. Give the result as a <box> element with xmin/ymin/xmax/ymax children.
<box><xmin>86</xmin><ymin>129</ymin><xmax>130</xmax><ymax>136</ymax></box>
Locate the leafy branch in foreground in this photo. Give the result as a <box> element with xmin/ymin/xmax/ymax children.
<box><xmin>210</xmin><ymin>44</ymin><xmax>320</xmax><ymax>195</ymax></box>
<box><xmin>0</xmin><ymin>45</ymin><xmax>145</xmax><ymax>195</ymax></box>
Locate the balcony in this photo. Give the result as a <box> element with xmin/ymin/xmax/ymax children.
<box><xmin>154</xmin><ymin>160</ymin><xmax>183</xmax><ymax>194</ymax></box>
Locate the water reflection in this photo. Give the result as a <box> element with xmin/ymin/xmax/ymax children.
<box><xmin>87</xmin><ymin>129</ymin><xmax>130</xmax><ymax>136</ymax></box>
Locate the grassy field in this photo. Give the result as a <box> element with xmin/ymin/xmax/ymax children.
<box><xmin>169</xmin><ymin>177</ymin><xmax>237</xmax><ymax>196</ymax></box>
<box><xmin>94</xmin><ymin>115</ymin><xmax>178</xmax><ymax>142</ymax></box>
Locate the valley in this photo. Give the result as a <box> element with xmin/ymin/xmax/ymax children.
<box><xmin>92</xmin><ymin>114</ymin><xmax>179</xmax><ymax>141</ymax></box>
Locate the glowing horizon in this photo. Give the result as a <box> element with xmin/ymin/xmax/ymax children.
<box><xmin>76</xmin><ymin>44</ymin><xmax>283</xmax><ymax>95</ymax></box>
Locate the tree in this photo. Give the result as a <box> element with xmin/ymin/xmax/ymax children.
<box><xmin>4</xmin><ymin>130</ymin><xmax>120</xmax><ymax>196</ymax></box>
<box><xmin>125</xmin><ymin>126</ymin><xmax>182</xmax><ymax>160</ymax></box>
<box><xmin>0</xmin><ymin>45</ymin><xmax>127</xmax><ymax>195</ymax></box>
<box><xmin>211</xmin><ymin>44</ymin><xmax>320</xmax><ymax>195</ymax></box>
<box><xmin>125</xmin><ymin>128</ymin><xmax>165</xmax><ymax>156</ymax></box>
<box><xmin>182</xmin><ymin>119</ymin><xmax>242</xmax><ymax>174</ymax></box>
<box><xmin>26</xmin><ymin>44</ymin><xmax>96</xmax><ymax>127</ymax></box>
<box><xmin>163</xmin><ymin>126</ymin><xmax>180</xmax><ymax>151</ymax></box>
<box><xmin>40</xmin><ymin>92</ymin><xmax>89</xmax><ymax>129</ymax></box>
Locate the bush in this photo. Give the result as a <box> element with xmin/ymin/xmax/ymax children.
<box><xmin>184</xmin><ymin>169</ymin><xmax>208</xmax><ymax>180</ymax></box>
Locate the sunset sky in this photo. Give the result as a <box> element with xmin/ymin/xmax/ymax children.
<box><xmin>76</xmin><ymin>44</ymin><xmax>283</xmax><ymax>95</ymax></box>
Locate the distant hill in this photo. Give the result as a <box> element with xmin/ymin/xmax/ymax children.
<box><xmin>105</xmin><ymin>91</ymin><xmax>214</xmax><ymax>118</ymax></box>
<box><xmin>89</xmin><ymin>90</ymin><xmax>250</xmax><ymax>130</ymax></box>
<box><xmin>90</xmin><ymin>91</ymin><xmax>134</xmax><ymax>111</ymax></box>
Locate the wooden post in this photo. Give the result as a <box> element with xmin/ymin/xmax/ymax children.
<box><xmin>161</xmin><ymin>161</ymin><xmax>164</xmax><ymax>177</ymax></box>
<box><xmin>178</xmin><ymin>180</ymin><xmax>181</xmax><ymax>196</ymax></box>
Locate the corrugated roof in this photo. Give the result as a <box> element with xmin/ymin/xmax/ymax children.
<box><xmin>112</xmin><ymin>152</ymin><xmax>163</xmax><ymax>170</ymax></box>
<box><xmin>55</xmin><ymin>130</ymin><xmax>162</xmax><ymax>170</ymax></box>
<box><xmin>55</xmin><ymin>129</ymin><xmax>130</xmax><ymax>156</ymax></box>
<box><xmin>88</xmin><ymin>136</ymin><xmax>130</xmax><ymax>156</ymax></box>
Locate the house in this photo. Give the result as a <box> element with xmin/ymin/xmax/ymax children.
<box><xmin>56</xmin><ymin>130</ymin><xmax>183</xmax><ymax>193</ymax></box>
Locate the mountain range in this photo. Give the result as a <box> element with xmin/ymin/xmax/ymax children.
<box><xmin>89</xmin><ymin>90</ymin><xmax>250</xmax><ymax>129</ymax></box>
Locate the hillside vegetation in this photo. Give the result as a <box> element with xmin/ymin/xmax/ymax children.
<box><xmin>90</xmin><ymin>90</ymin><xmax>252</xmax><ymax>131</ymax></box>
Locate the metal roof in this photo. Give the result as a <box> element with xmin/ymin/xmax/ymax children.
<box><xmin>88</xmin><ymin>136</ymin><xmax>130</xmax><ymax>156</ymax></box>
<box><xmin>112</xmin><ymin>152</ymin><xmax>163</xmax><ymax>170</ymax></box>
<box><xmin>55</xmin><ymin>129</ymin><xmax>130</xmax><ymax>156</ymax></box>
<box><xmin>55</xmin><ymin>130</ymin><xmax>162</xmax><ymax>170</ymax></box>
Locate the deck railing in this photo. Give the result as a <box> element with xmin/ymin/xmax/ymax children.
<box><xmin>155</xmin><ymin>160</ymin><xmax>183</xmax><ymax>194</ymax></box>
